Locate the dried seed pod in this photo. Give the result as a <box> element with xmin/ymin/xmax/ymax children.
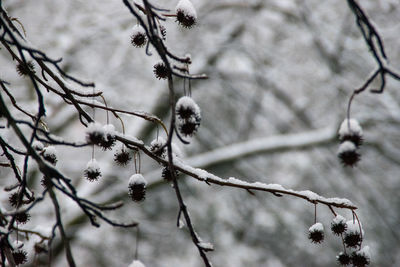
<box><xmin>15</xmin><ymin>212</ymin><xmax>31</xmax><ymax>224</ymax></box>
<box><xmin>42</xmin><ymin>146</ymin><xmax>58</xmax><ymax>165</ymax></box>
<box><xmin>12</xmin><ymin>249</ymin><xmax>28</xmax><ymax>265</ymax></box>
<box><xmin>308</xmin><ymin>222</ymin><xmax>324</xmax><ymax>244</ymax></box>
<box><xmin>114</xmin><ymin>146</ymin><xmax>132</xmax><ymax>166</ymax></box>
<box><xmin>100</xmin><ymin>124</ymin><xmax>116</xmax><ymax>150</ymax></box>
<box><xmin>337</xmin><ymin>141</ymin><xmax>360</xmax><ymax>167</ymax></box>
<box><xmin>153</xmin><ymin>62</ymin><xmax>170</xmax><ymax>80</ymax></box>
<box><xmin>344</xmin><ymin>220</ymin><xmax>363</xmax><ymax>248</ymax></box>
<box><xmin>175</xmin><ymin>0</ymin><xmax>197</xmax><ymax>28</ymax></box>
<box><xmin>84</xmin><ymin>159</ymin><xmax>102</xmax><ymax>182</ymax></box>
<box><xmin>351</xmin><ymin>246</ymin><xmax>370</xmax><ymax>267</ymax></box>
<box><xmin>337</xmin><ymin>252</ymin><xmax>351</xmax><ymax>266</ymax></box>
<box><xmin>338</xmin><ymin>118</ymin><xmax>363</xmax><ymax>148</ymax></box>
<box><xmin>331</xmin><ymin>214</ymin><xmax>347</xmax><ymax>236</ymax></box>
<box><xmin>16</xmin><ymin>61</ymin><xmax>35</xmax><ymax>76</ymax></box>
<box><xmin>128</xmin><ymin>174</ymin><xmax>147</xmax><ymax>202</ymax></box>
<box><xmin>86</xmin><ymin>122</ymin><xmax>105</xmax><ymax>146</ymax></box>
<box><xmin>130</xmin><ymin>25</ymin><xmax>147</xmax><ymax>48</ymax></box>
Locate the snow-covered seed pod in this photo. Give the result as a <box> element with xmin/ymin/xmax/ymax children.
<box><xmin>175</xmin><ymin>96</ymin><xmax>201</xmax><ymax>137</ymax></box>
<box><xmin>100</xmin><ymin>124</ymin><xmax>116</xmax><ymax>150</ymax></box>
<box><xmin>42</xmin><ymin>146</ymin><xmax>57</xmax><ymax>165</ymax></box>
<box><xmin>178</xmin><ymin>118</ymin><xmax>200</xmax><ymax>137</ymax></box>
<box><xmin>16</xmin><ymin>61</ymin><xmax>35</xmax><ymax>76</ymax></box>
<box><xmin>128</xmin><ymin>174</ymin><xmax>147</xmax><ymax>202</ymax></box>
<box><xmin>32</xmin><ymin>140</ymin><xmax>44</xmax><ymax>152</ymax></box>
<box><xmin>308</xmin><ymin>222</ymin><xmax>324</xmax><ymax>244</ymax></box>
<box><xmin>337</xmin><ymin>141</ymin><xmax>360</xmax><ymax>167</ymax></box>
<box><xmin>336</xmin><ymin>252</ymin><xmax>351</xmax><ymax>266</ymax></box>
<box><xmin>351</xmin><ymin>246</ymin><xmax>370</xmax><ymax>267</ymax></box>
<box><xmin>12</xmin><ymin>249</ymin><xmax>28</xmax><ymax>265</ymax></box>
<box><xmin>339</xmin><ymin>118</ymin><xmax>363</xmax><ymax>148</ymax></box>
<box><xmin>114</xmin><ymin>146</ymin><xmax>132</xmax><ymax>166</ymax></box>
<box><xmin>331</xmin><ymin>214</ymin><xmax>347</xmax><ymax>236</ymax></box>
<box><xmin>344</xmin><ymin>220</ymin><xmax>363</xmax><ymax>248</ymax></box>
<box><xmin>86</xmin><ymin>122</ymin><xmax>105</xmax><ymax>146</ymax></box>
<box><xmin>176</xmin><ymin>96</ymin><xmax>201</xmax><ymax>121</ymax></box>
<box><xmin>128</xmin><ymin>259</ymin><xmax>146</xmax><ymax>267</ymax></box>
<box><xmin>84</xmin><ymin>159</ymin><xmax>102</xmax><ymax>182</ymax></box>
<box><xmin>175</xmin><ymin>0</ymin><xmax>197</xmax><ymax>28</ymax></box>
<box><xmin>130</xmin><ymin>25</ymin><xmax>147</xmax><ymax>48</ymax></box>
<box><xmin>15</xmin><ymin>212</ymin><xmax>31</xmax><ymax>224</ymax></box>
<box><xmin>153</xmin><ymin>62</ymin><xmax>170</xmax><ymax>80</ymax></box>
<box><xmin>150</xmin><ymin>137</ymin><xmax>166</xmax><ymax>158</ymax></box>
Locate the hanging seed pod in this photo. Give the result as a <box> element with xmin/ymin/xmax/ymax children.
<box><xmin>100</xmin><ymin>124</ymin><xmax>116</xmax><ymax>150</ymax></box>
<box><xmin>308</xmin><ymin>222</ymin><xmax>324</xmax><ymax>244</ymax></box>
<box><xmin>84</xmin><ymin>159</ymin><xmax>102</xmax><ymax>182</ymax></box>
<box><xmin>338</xmin><ymin>118</ymin><xmax>363</xmax><ymax>148</ymax></box>
<box><xmin>175</xmin><ymin>0</ymin><xmax>197</xmax><ymax>28</ymax></box>
<box><xmin>86</xmin><ymin>122</ymin><xmax>105</xmax><ymax>146</ymax></box>
<box><xmin>337</xmin><ymin>141</ymin><xmax>360</xmax><ymax>167</ymax></box>
<box><xmin>130</xmin><ymin>25</ymin><xmax>147</xmax><ymax>48</ymax></box>
<box><xmin>114</xmin><ymin>146</ymin><xmax>132</xmax><ymax>166</ymax></box>
<box><xmin>42</xmin><ymin>146</ymin><xmax>58</xmax><ymax>165</ymax></box>
<box><xmin>153</xmin><ymin>62</ymin><xmax>170</xmax><ymax>80</ymax></box>
<box><xmin>128</xmin><ymin>174</ymin><xmax>147</xmax><ymax>202</ymax></box>
<box><xmin>331</xmin><ymin>214</ymin><xmax>347</xmax><ymax>236</ymax></box>
<box><xmin>16</xmin><ymin>61</ymin><xmax>35</xmax><ymax>76</ymax></box>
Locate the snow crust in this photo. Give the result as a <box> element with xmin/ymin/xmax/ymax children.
<box><xmin>129</xmin><ymin>174</ymin><xmax>147</xmax><ymax>186</ymax></box>
<box><xmin>176</xmin><ymin>0</ymin><xmax>197</xmax><ymax>19</ymax></box>
<box><xmin>43</xmin><ymin>146</ymin><xmax>57</xmax><ymax>157</ymax></box>
<box><xmin>131</xmin><ymin>25</ymin><xmax>145</xmax><ymax>36</ymax></box>
<box><xmin>309</xmin><ymin>222</ymin><xmax>324</xmax><ymax>232</ymax></box>
<box><xmin>337</xmin><ymin>141</ymin><xmax>356</xmax><ymax>154</ymax></box>
<box><xmin>86</xmin><ymin>122</ymin><xmax>104</xmax><ymax>136</ymax></box>
<box><xmin>339</xmin><ymin>119</ymin><xmax>363</xmax><ymax>138</ymax></box>
<box><xmin>332</xmin><ymin>214</ymin><xmax>346</xmax><ymax>224</ymax></box>
<box><xmin>198</xmin><ymin>242</ymin><xmax>214</xmax><ymax>251</ymax></box>
<box><xmin>128</xmin><ymin>260</ymin><xmax>146</xmax><ymax>267</ymax></box>
<box><xmin>86</xmin><ymin>159</ymin><xmax>100</xmax><ymax>172</ymax></box>
<box><xmin>176</xmin><ymin>96</ymin><xmax>201</xmax><ymax>118</ymax></box>
<box><xmin>346</xmin><ymin>219</ymin><xmax>363</xmax><ymax>235</ymax></box>
<box><xmin>32</xmin><ymin>140</ymin><xmax>44</xmax><ymax>151</ymax></box>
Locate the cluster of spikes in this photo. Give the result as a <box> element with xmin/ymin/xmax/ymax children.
<box><xmin>129</xmin><ymin>0</ymin><xmax>197</xmax><ymax>79</ymax></box>
<box><xmin>337</xmin><ymin>119</ymin><xmax>363</xmax><ymax>167</ymax></box>
<box><xmin>308</xmin><ymin>215</ymin><xmax>370</xmax><ymax>266</ymax></box>
<box><xmin>175</xmin><ymin>96</ymin><xmax>201</xmax><ymax>137</ymax></box>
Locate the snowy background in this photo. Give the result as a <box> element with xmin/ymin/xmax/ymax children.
<box><xmin>1</xmin><ymin>0</ymin><xmax>400</xmax><ymax>266</ymax></box>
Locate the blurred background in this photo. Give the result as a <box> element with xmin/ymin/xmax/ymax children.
<box><xmin>1</xmin><ymin>0</ymin><xmax>400</xmax><ymax>266</ymax></box>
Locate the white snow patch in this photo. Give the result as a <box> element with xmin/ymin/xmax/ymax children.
<box><xmin>43</xmin><ymin>146</ymin><xmax>57</xmax><ymax>157</ymax></box>
<box><xmin>356</xmin><ymin>246</ymin><xmax>371</xmax><ymax>259</ymax></box>
<box><xmin>129</xmin><ymin>174</ymin><xmax>147</xmax><ymax>186</ymax></box>
<box><xmin>198</xmin><ymin>242</ymin><xmax>214</xmax><ymax>251</ymax></box>
<box><xmin>333</xmin><ymin>214</ymin><xmax>346</xmax><ymax>225</ymax></box>
<box><xmin>337</xmin><ymin>141</ymin><xmax>356</xmax><ymax>154</ymax></box>
<box><xmin>128</xmin><ymin>259</ymin><xmax>146</xmax><ymax>267</ymax></box>
<box><xmin>339</xmin><ymin>118</ymin><xmax>363</xmax><ymax>138</ymax></box>
<box><xmin>346</xmin><ymin>219</ymin><xmax>363</xmax><ymax>235</ymax></box>
<box><xmin>103</xmin><ymin>124</ymin><xmax>116</xmax><ymax>136</ymax></box>
<box><xmin>131</xmin><ymin>24</ymin><xmax>146</xmax><ymax>36</ymax></box>
<box><xmin>86</xmin><ymin>122</ymin><xmax>104</xmax><ymax>137</ymax></box>
<box><xmin>32</xmin><ymin>140</ymin><xmax>44</xmax><ymax>151</ymax></box>
<box><xmin>309</xmin><ymin>222</ymin><xmax>324</xmax><ymax>232</ymax></box>
<box><xmin>86</xmin><ymin>159</ymin><xmax>100</xmax><ymax>172</ymax></box>
<box><xmin>176</xmin><ymin>0</ymin><xmax>197</xmax><ymax>19</ymax></box>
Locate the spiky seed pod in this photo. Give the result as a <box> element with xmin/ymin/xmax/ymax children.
<box><xmin>16</xmin><ymin>61</ymin><xmax>35</xmax><ymax>76</ymax></box>
<box><xmin>337</xmin><ymin>141</ymin><xmax>360</xmax><ymax>167</ymax></box>
<box><xmin>84</xmin><ymin>159</ymin><xmax>102</xmax><ymax>182</ymax></box>
<box><xmin>15</xmin><ymin>212</ymin><xmax>30</xmax><ymax>224</ymax></box>
<box><xmin>162</xmin><ymin>166</ymin><xmax>179</xmax><ymax>182</ymax></box>
<box><xmin>9</xmin><ymin>192</ymin><xmax>21</xmax><ymax>208</ymax></box>
<box><xmin>153</xmin><ymin>62</ymin><xmax>170</xmax><ymax>80</ymax></box>
<box><xmin>86</xmin><ymin>122</ymin><xmax>105</xmax><ymax>146</ymax></box>
<box><xmin>175</xmin><ymin>0</ymin><xmax>197</xmax><ymax>28</ymax></box>
<box><xmin>331</xmin><ymin>214</ymin><xmax>347</xmax><ymax>236</ymax></box>
<box><xmin>308</xmin><ymin>222</ymin><xmax>324</xmax><ymax>244</ymax></box>
<box><xmin>128</xmin><ymin>174</ymin><xmax>147</xmax><ymax>202</ymax></box>
<box><xmin>351</xmin><ymin>246</ymin><xmax>371</xmax><ymax>267</ymax></box>
<box><xmin>337</xmin><ymin>252</ymin><xmax>351</xmax><ymax>266</ymax></box>
<box><xmin>130</xmin><ymin>25</ymin><xmax>147</xmax><ymax>47</ymax></box>
<box><xmin>32</xmin><ymin>140</ymin><xmax>44</xmax><ymax>152</ymax></box>
<box><xmin>42</xmin><ymin>146</ymin><xmax>57</xmax><ymax>165</ymax></box>
<box><xmin>12</xmin><ymin>249</ymin><xmax>28</xmax><ymax>265</ymax></box>
<box><xmin>338</xmin><ymin>119</ymin><xmax>363</xmax><ymax>148</ymax></box>
<box><xmin>178</xmin><ymin>118</ymin><xmax>200</xmax><ymax>137</ymax></box>
<box><xmin>114</xmin><ymin>146</ymin><xmax>132</xmax><ymax>166</ymax></box>
<box><xmin>176</xmin><ymin>96</ymin><xmax>201</xmax><ymax>120</ymax></box>
<box><xmin>344</xmin><ymin>220</ymin><xmax>363</xmax><ymax>248</ymax></box>
<box><xmin>150</xmin><ymin>137</ymin><xmax>166</xmax><ymax>158</ymax></box>
<box><xmin>100</xmin><ymin>124</ymin><xmax>116</xmax><ymax>150</ymax></box>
